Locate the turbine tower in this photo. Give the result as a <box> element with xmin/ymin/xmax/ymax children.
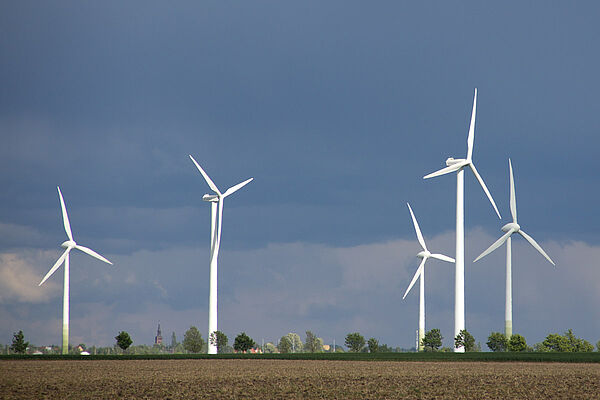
<box><xmin>403</xmin><ymin>203</ymin><xmax>454</xmax><ymax>351</ymax></box>
<box><xmin>423</xmin><ymin>88</ymin><xmax>501</xmax><ymax>352</ymax></box>
<box><xmin>39</xmin><ymin>187</ymin><xmax>113</xmax><ymax>355</ymax></box>
<box><xmin>474</xmin><ymin>159</ymin><xmax>555</xmax><ymax>338</ymax></box>
<box><xmin>189</xmin><ymin>155</ymin><xmax>253</xmax><ymax>354</ymax></box>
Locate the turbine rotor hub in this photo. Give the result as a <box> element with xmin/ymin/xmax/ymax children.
<box><xmin>501</xmin><ymin>222</ymin><xmax>520</xmax><ymax>233</ymax></box>
<box><xmin>417</xmin><ymin>250</ymin><xmax>430</xmax><ymax>259</ymax></box>
<box><xmin>61</xmin><ymin>240</ymin><xmax>76</xmax><ymax>248</ymax></box>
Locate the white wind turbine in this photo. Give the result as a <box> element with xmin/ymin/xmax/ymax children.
<box><xmin>189</xmin><ymin>155</ymin><xmax>253</xmax><ymax>354</ymax></box>
<box><xmin>39</xmin><ymin>187</ymin><xmax>113</xmax><ymax>355</ymax></box>
<box><xmin>423</xmin><ymin>88</ymin><xmax>501</xmax><ymax>352</ymax></box>
<box><xmin>403</xmin><ymin>203</ymin><xmax>454</xmax><ymax>351</ymax></box>
<box><xmin>474</xmin><ymin>159</ymin><xmax>555</xmax><ymax>338</ymax></box>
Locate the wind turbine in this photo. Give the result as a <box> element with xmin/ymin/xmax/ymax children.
<box><xmin>473</xmin><ymin>159</ymin><xmax>555</xmax><ymax>338</ymax></box>
<box><xmin>189</xmin><ymin>155</ymin><xmax>253</xmax><ymax>354</ymax></box>
<box><xmin>403</xmin><ymin>203</ymin><xmax>454</xmax><ymax>351</ymax></box>
<box><xmin>39</xmin><ymin>187</ymin><xmax>113</xmax><ymax>355</ymax></box>
<box><xmin>423</xmin><ymin>88</ymin><xmax>501</xmax><ymax>352</ymax></box>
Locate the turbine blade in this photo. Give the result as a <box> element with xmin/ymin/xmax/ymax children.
<box><xmin>407</xmin><ymin>203</ymin><xmax>427</xmax><ymax>251</ymax></box>
<box><xmin>75</xmin><ymin>245</ymin><xmax>113</xmax><ymax>265</ymax></box>
<box><xmin>466</xmin><ymin>88</ymin><xmax>477</xmax><ymax>161</ymax></box>
<box><xmin>509</xmin><ymin>158</ymin><xmax>517</xmax><ymax>223</ymax></box>
<box><xmin>57</xmin><ymin>187</ymin><xmax>73</xmax><ymax>241</ymax></box>
<box><xmin>403</xmin><ymin>258</ymin><xmax>426</xmax><ymax>300</ymax></box>
<box><xmin>430</xmin><ymin>253</ymin><xmax>455</xmax><ymax>263</ymax></box>
<box><xmin>469</xmin><ymin>163</ymin><xmax>501</xmax><ymax>219</ymax></box>
<box><xmin>39</xmin><ymin>249</ymin><xmax>70</xmax><ymax>286</ymax></box>
<box><xmin>423</xmin><ymin>162</ymin><xmax>464</xmax><ymax>179</ymax></box>
<box><xmin>518</xmin><ymin>230</ymin><xmax>555</xmax><ymax>266</ymax></box>
<box><xmin>189</xmin><ymin>155</ymin><xmax>221</xmax><ymax>195</ymax></box>
<box><xmin>223</xmin><ymin>178</ymin><xmax>253</xmax><ymax>198</ymax></box>
<box><xmin>474</xmin><ymin>229</ymin><xmax>514</xmax><ymax>262</ymax></box>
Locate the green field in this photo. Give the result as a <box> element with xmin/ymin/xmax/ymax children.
<box><xmin>3</xmin><ymin>351</ymin><xmax>600</xmax><ymax>363</ymax></box>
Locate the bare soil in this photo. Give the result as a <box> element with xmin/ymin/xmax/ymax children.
<box><xmin>1</xmin><ymin>359</ymin><xmax>599</xmax><ymax>399</ymax></box>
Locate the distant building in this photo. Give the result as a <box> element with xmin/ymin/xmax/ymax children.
<box><xmin>234</xmin><ymin>347</ymin><xmax>263</xmax><ymax>354</ymax></box>
<box><xmin>154</xmin><ymin>323</ymin><xmax>163</xmax><ymax>345</ymax></box>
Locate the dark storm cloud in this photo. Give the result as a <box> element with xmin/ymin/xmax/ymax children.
<box><xmin>1</xmin><ymin>2</ymin><xmax>600</xmax><ymax>347</ymax></box>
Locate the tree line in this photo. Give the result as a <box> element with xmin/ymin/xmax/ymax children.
<box><xmin>419</xmin><ymin>328</ymin><xmax>597</xmax><ymax>352</ymax></box>
<box><xmin>5</xmin><ymin>327</ymin><xmax>600</xmax><ymax>354</ymax></box>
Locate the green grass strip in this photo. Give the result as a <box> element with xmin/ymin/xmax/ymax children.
<box><xmin>2</xmin><ymin>352</ymin><xmax>600</xmax><ymax>363</ymax></box>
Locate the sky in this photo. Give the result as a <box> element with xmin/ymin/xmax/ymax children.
<box><xmin>1</xmin><ymin>1</ymin><xmax>599</xmax><ymax>350</ymax></box>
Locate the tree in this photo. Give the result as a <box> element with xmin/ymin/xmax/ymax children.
<box><xmin>378</xmin><ymin>343</ymin><xmax>393</xmax><ymax>352</ymax></box>
<box><xmin>367</xmin><ymin>338</ymin><xmax>379</xmax><ymax>353</ymax></box>
<box><xmin>264</xmin><ymin>342</ymin><xmax>278</xmax><ymax>353</ymax></box>
<box><xmin>174</xmin><ymin>343</ymin><xmax>185</xmax><ymax>354</ymax></box>
<box><xmin>304</xmin><ymin>331</ymin><xmax>323</xmax><ymax>353</ymax></box>
<box><xmin>454</xmin><ymin>330</ymin><xmax>475</xmax><ymax>352</ymax></box>
<box><xmin>183</xmin><ymin>326</ymin><xmax>204</xmax><ymax>353</ymax></box>
<box><xmin>345</xmin><ymin>332</ymin><xmax>366</xmax><ymax>352</ymax></box>
<box><xmin>487</xmin><ymin>332</ymin><xmax>509</xmax><ymax>352</ymax></box>
<box><xmin>578</xmin><ymin>340</ymin><xmax>594</xmax><ymax>352</ymax></box>
<box><xmin>209</xmin><ymin>331</ymin><xmax>229</xmax><ymax>354</ymax></box>
<box><xmin>507</xmin><ymin>334</ymin><xmax>527</xmax><ymax>352</ymax></box>
<box><xmin>540</xmin><ymin>333</ymin><xmax>569</xmax><ymax>352</ymax></box>
<box><xmin>564</xmin><ymin>329</ymin><xmax>594</xmax><ymax>352</ymax></box>
<box><xmin>170</xmin><ymin>332</ymin><xmax>178</xmax><ymax>349</ymax></box>
<box><xmin>278</xmin><ymin>335</ymin><xmax>292</xmax><ymax>353</ymax></box>
<box><xmin>233</xmin><ymin>332</ymin><xmax>255</xmax><ymax>353</ymax></box>
<box><xmin>422</xmin><ymin>329</ymin><xmax>443</xmax><ymax>352</ymax></box>
<box><xmin>597</xmin><ymin>340</ymin><xmax>600</xmax><ymax>352</ymax></box>
<box><xmin>115</xmin><ymin>331</ymin><xmax>133</xmax><ymax>352</ymax></box>
<box><xmin>285</xmin><ymin>333</ymin><xmax>303</xmax><ymax>353</ymax></box>
<box><xmin>10</xmin><ymin>330</ymin><xmax>29</xmax><ymax>354</ymax></box>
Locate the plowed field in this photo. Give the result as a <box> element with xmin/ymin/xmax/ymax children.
<box><xmin>2</xmin><ymin>359</ymin><xmax>599</xmax><ymax>399</ymax></box>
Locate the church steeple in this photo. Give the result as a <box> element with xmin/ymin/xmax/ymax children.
<box><xmin>154</xmin><ymin>322</ymin><xmax>163</xmax><ymax>345</ymax></box>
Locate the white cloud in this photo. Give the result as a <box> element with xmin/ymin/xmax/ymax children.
<box><xmin>2</xmin><ymin>231</ymin><xmax>600</xmax><ymax>348</ymax></box>
<box><xmin>0</xmin><ymin>250</ymin><xmax>60</xmax><ymax>303</ymax></box>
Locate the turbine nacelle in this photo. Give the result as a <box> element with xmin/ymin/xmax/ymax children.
<box><xmin>502</xmin><ymin>222</ymin><xmax>520</xmax><ymax>233</ymax></box>
<box><xmin>445</xmin><ymin>157</ymin><xmax>466</xmax><ymax>166</ymax></box>
<box><xmin>61</xmin><ymin>240</ymin><xmax>76</xmax><ymax>249</ymax></box>
<box><xmin>417</xmin><ymin>250</ymin><xmax>431</xmax><ymax>259</ymax></box>
<box><xmin>202</xmin><ymin>194</ymin><xmax>219</xmax><ymax>202</ymax></box>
